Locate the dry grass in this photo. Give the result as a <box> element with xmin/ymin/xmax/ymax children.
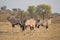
<box><xmin>0</xmin><ymin>21</ymin><xmax>60</xmax><ymax>40</ymax></box>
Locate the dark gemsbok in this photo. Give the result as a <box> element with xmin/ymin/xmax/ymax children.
<box><xmin>7</xmin><ymin>16</ymin><xmax>26</xmax><ymax>31</ymax></box>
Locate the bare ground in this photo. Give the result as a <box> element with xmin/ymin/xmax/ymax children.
<box><xmin>0</xmin><ymin>22</ymin><xmax>60</xmax><ymax>40</ymax></box>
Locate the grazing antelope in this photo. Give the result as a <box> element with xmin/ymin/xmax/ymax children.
<box><xmin>25</xmin><ymin>18</ymin><xmax>36</xmax><ymax>30</ymax></box>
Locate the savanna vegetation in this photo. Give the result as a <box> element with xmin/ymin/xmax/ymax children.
<box><xmin>0</xmin><ymin>4</ymin><xmax>52</xmax><ymax>22</ymax></box>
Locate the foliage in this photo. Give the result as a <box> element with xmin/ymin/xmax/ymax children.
<box><xmin>0</xmin><ymin>4</ymin><xmax>52</xmax><ymax>22</ymax></box>
<box><xmin>0</xmin><ymin>6</ymin><xmax>7</xmax><ymax>10</ymax></box>
<box><xmin>36</xmin><ymin>4</ymin><xmax>51</xmax><ymax>18</ymax></box>
<box><xmin>27</xmin><ymin>6</ymin><xmax>36</xmax><ymax>18</ymax></box>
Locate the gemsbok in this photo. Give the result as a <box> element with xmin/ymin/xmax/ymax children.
<box><xmin>7</xmin><ymin>16</ymin><xmax>26</xmax><ymax>31</ymax></box>
<box><xmin>25</xmin><ymin>18</ymin><xmax>36</xmax><ymax>30</ymax></box>
<box><xmin>36</xmin><ymin>16</ymin><xmax>53</xmax><ymax>30</ymax></box>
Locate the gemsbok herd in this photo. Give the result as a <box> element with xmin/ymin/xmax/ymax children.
<box><xmin>7</xmin><ymin>16</ymin><xmax>53</xmax><ymax>32</ymax></box>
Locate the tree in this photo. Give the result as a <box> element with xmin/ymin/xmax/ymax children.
<box><xmin>15</xmin><ymin>9</ymin><xmax>25</xmax><ymax>19</ymax></box>
<box><xmin>1</xmin><ymin>6</ymin><xmax>7</xmax><ymax>10</ymax></box>
<box><xmin>36</xmin><ymin>4</ymin><xmax>51</xmax><ymax>19</ymax></box>
<box><xmin>11</xmin><ymin>8</ymin><xmax>18</xmax><ymax>16</ymax></box>
<box><xmin>17</xmin><ymin>8</ymin><xmax>21</xmax><ymax>12</ymax></box>
<box><xmin>27</xmin><ymin>6</ymin><xmax>36</xmax><ymax>18</ymax></box>
<box><xmin>12</xmin><ymin>8</ymin><xmax>17</xmax><ymax>11</ymax></box>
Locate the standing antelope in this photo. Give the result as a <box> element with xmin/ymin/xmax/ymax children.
<box><xmin>25</xmin><ymin>18</ymin><xmax>36</xmax><ymax>30</ymax></box>
<box><xmin>7</xmin><ymin>16</ymin><xmax>26</xmax><ymax>31</ymax></box>
<box><xmin>36</xmin><ymin>16</ymin><xmax>53</xmax><ymax>29</ymax></box>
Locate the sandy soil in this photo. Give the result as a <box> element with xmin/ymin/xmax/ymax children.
<box><xmin>0</xmin><ymin>22</ymin><xmax>60</xmax><ymax>40</ymax></box>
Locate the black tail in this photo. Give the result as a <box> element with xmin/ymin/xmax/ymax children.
<box><xmin>46</xmin><ymin>25</ymin><xmax>48</xmax><ymax>29</ymax></box>
<box><xmin>19</xmin><ymin>24</ymin><xmax>25</xmax><ymax>31</ymax></box>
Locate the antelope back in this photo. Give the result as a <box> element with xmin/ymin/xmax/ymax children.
<box><xmin>25</xmin><ymin>18</ymin><xmax>36</xmax><ymax>27</ymax></box>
